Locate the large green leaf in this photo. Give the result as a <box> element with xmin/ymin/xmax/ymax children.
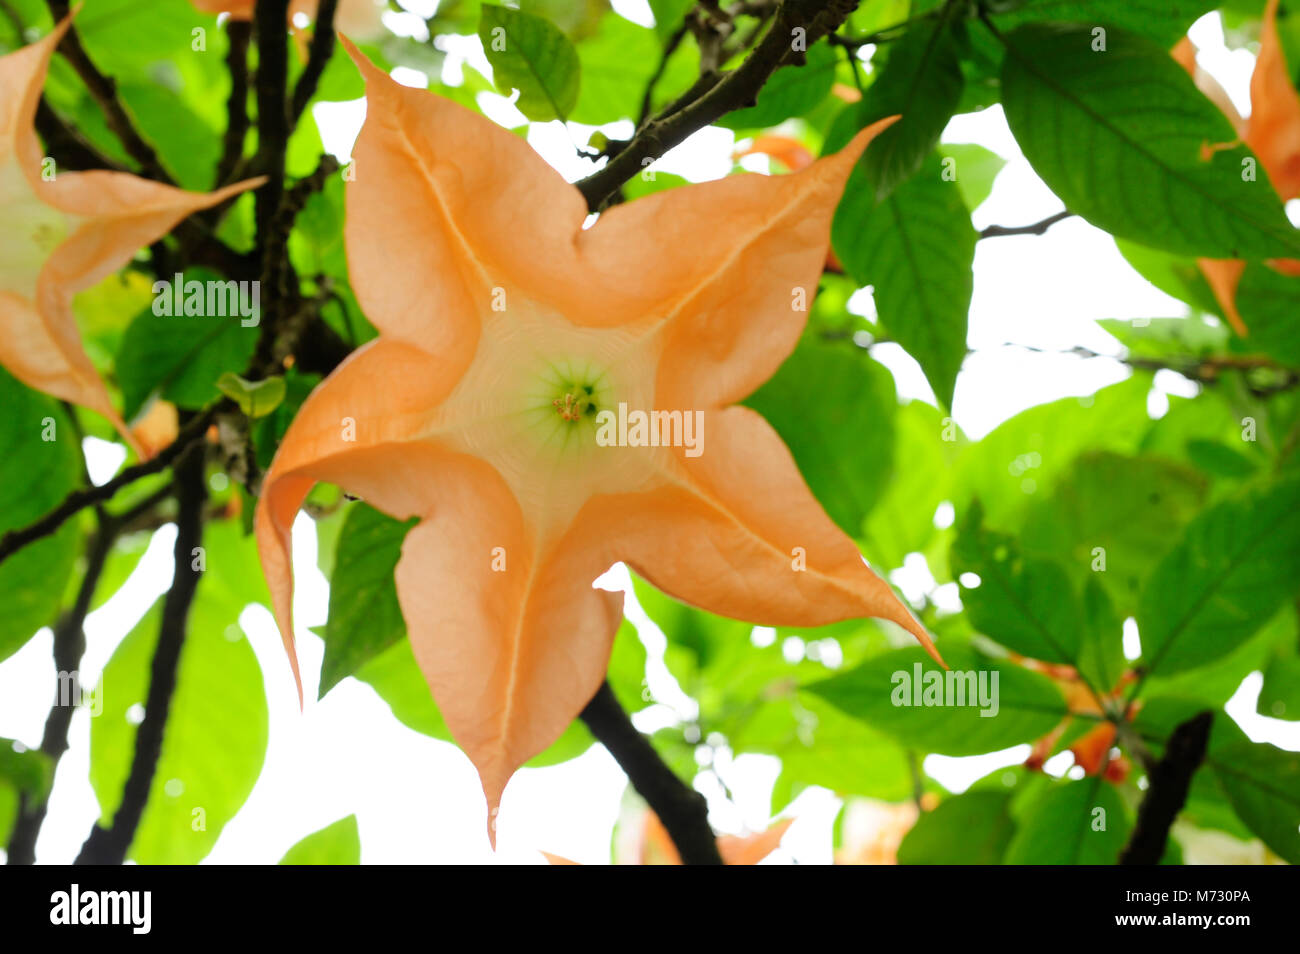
<box><xmin>806</xmin><ymin>644</ymin><xmax>1068</xmax><ymax>756</ymax></box>
<box><xmin>569</xmin><ymin>13</ymin><xmax>659</xmax><ymax>124</ymax></box>
<box><xmin>89</xmin><ymin>589</ymin><xmax>268</xmax><ymax>864</ymax></box>
<box><xmin>116</xmin><ymin>281</ymin><xmax>259</xmax><ymax>420</ymax></box>
<box><xmin>479</xmin><ymin>4</ymin><xmax>581</xmax><ymax>121</ymax></box>
<box><xmin>1212</xmin><ymin>740</ymin><xmax>1300</xmax><ymax>864</ymax></box>
<box><xmin>897</xmin><ymin>789</ymin><xmax>1016</xmax><ymax>864</ymax></box>
<box><xmin>841</xmin><ymin>17</ymin><xmax>965</xmax><ymax>200</ymax></box>
<box><xmin>1004</xmin><ymin>777</ymin><xmax>1130</xmax><ymax>864</ymax></box>
<box><xmin>939</xmin><ymin>143</ymin><xmax>1006</xmax><ymax>212</ymax></box>
<box><xmin>1235</xmin><ymin>263</ymin><xmax>1300</xmax><ymax>367</ymax></box>
<box><xmin>1138</xmin><ymin>478</ymin><xmax>1300</xmax><ymax>677</ymax></box>
<box><xmin>1019</xmin><ymin>451</ymin><xmax>1207</xmax><ymax>614</ymax></box>
<box><xmin>0</xmin><ymin>370</ymin><xmax>81</xmax><ymax>664</ymax></box>
<box><xmin>833</xmin><ymin>152</ymin><xmax>975</xmax><ymax>408</ymax></box>
<box><xmin>861</xmin><ymin>400</ymin><xmax>961</xmax><ymax>570</ymax></box>
<box><xmin>952</xmin><ymin>502</ymin><xmax>1083</xmax><ymax>665</ymax></box>
<box><xmin>319</xmin><ymin>503</ymin><xmax>417</xmax><ymax>698</ymax></box>
<box><xmin>952</xmin><ymin>376</ymin><xmax>1151</xmax><ymax>527</ymax></box>
<box><xmin>278</xmin><ymin>815</ymin><xmax>361</xmax><ymax>865</ymax></box>
<box><xmin>994</xmin><ymin>0</ymin><xmax>1217</xmax><ymax>47</ymax></box>
<box><xmin>1000</xmin><ymin>23</ymin><xmax>1300</xmax><ymax>259</ymax></box>
<box><xmin>745</xmin><ymin>339</ymin><xmax>896</xmax><ymax>537</ymax></box>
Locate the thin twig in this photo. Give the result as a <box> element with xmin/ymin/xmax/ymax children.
<box><xmin>0</xmin><ymin>406</ymin><xmax>218</xmax><ymax>568</ymax></box>
<box><xmin>979</xmin><ymin>210</ymin><xmax>1074</xmax><ymax>239</ymax></box>
<box><xmin>44</xmin><ymin>0</ymin><xmax>170</xmax><ymax>181</ymax></box>
<box><xmin>576</xmin><ymin>0</ymin><xmax>861</xmax><ymax>212</ymax></box>
<box><xmin>580</xmin><ymin>682</ymin><xmax>723</xmax><ymax>865</ymax></box>
<box><xmin>290</xmin><ymin>0</ymin><xmax>339</xmax><ymax>123</ymax></box>
<box><xmin>214</xmin><ymin>20</ymin><xmax>253</xmax><ymax>188</ymax></box>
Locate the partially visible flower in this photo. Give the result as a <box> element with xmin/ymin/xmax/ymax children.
<box><xmin>1175</xmin><ymin>0</ymin><xmax>1300</xmax><ymax>335</ymax></box>
<box><xmin>834</xmin><ymin>797</ymin><xmax>931</xmax><ymax>865</ymax></box>
<box><xmin>0</xmin><ymin>17</ymin><xmax>262</xmax><ymax>454</ymax></box>
<box><xmin>607</xmin><ymin>810</ymin><xmax>793</xmax><ymax>865</ymax></box>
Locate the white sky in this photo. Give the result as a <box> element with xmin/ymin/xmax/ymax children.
<box><xmin>1</xmin><ymin>8</ymin><xmax>1296</xmax><ymax>865</ymax></box>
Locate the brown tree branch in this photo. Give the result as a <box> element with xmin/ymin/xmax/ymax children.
<box><xmin>0</xmin><ymin>406</ymin><xmax>218</xmax><ymax>569</ymax></box>
<box><xmin>979</xmin><ymin>210</ymin><xmax>1075</xmax><ymax>239</ymax></box>
<box><xmin>576</xmin><ymin>0</ymin><xmax>861</xmax><ymax>212</ymax></box>
<box><xmin>44</xmin><ymin>0</ymin><xmax>171</xmax><ymax>182</ymax></box>
<box><xmin>214</xmin><ymin>19</ymin><xmax>253</xmax><ymax>188</ymax></box>
<box><xmin>580</xmin><ymin>682</ymin><xmax>723</xmax><ymax>865</ymax></box>
<box><xmin>290</xmin><ymin>0</ymin><xmax>339</xmax><ymax>123</ymax></box>
<box><xmin>75</xmin><ymin>441</ymin><xmax>207</xmax><ymax>865</ymax></box>
<box><xmin>5</xmin><ymin>512</ymin><xmax>115</xmax><ymax>864</ymax></box>
<box><xmin>1119</xmin><ymin>711</ymin><xmax>1214</xmax><ymax>865</ymax></box>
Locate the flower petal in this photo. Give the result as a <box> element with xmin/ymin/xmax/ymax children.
<box><xmin>255</xmin><ymin>337</ymin><xmax>468</xmax><ymax>701</ymax></box>
<box><xmin>0</xmin><ymin>15</ymin><xmax>262</xmax><ymax>452</ymax></box>
<box><xmin>584</xmin><ymin>405</ymin><xmax>941</xmax><ymax>663</ymax></box>
<box><xmin>1247</xmin><ymin>0</ymin><xmax>1300</xmax><ymax>201</ymax></box>
<box><xmin>339</xmin><ymin>36</ymin><xmax>589</xmax><ymax>352</ymax></box>
<box><xmin>392</xmin><ymin>455</ymin><xmax>623</xmax><ymax>841</ymax></box>
<box><xmin>578</xmin><ymin>118</ymin><xmax>897</xmax><ymax>408</ymax></box>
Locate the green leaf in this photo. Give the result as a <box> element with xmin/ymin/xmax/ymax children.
<box><xmin>897</xmin><ymin>790</ymin><xmax>1016</xmax><ymax>864</ymax></box>
<box><xmin>1000</xmin><ymin>23</ymin><xmax>1300</xmax><ymax>259</ymax></box>
<box><xmin>116</xmin><ymin>283</ymin><xmax>259</xmax><ymax>419</ymax></box>
<box><xmin>861</xmin><ymin>400</ymin><xmax>960</xmax><ymax>569</ymax></box>
<box><xmin>1258</xmin><ymin>655</ymin><xmax>1300</xmax><ymax>721</ymax></box>
<box><xmin>1077</xmin><ymin>577</ymin><xmax>1127</xmax><ymax>700</ymax></box>
<box><xmin>89</xmin><ymin>589</ymin><xmax>268</xmax><ymax>864</ymax></box>
<box><xmin>216</xmin><ymin>373</ymin><xmax>286</xmax><ymax>420</ymax></box>
<box><xmin>1212</xmin><ymin>740</ymin><xmax>1300</xmax><ymax>864</ymax></box>
<box><xmin>1098</xmin><ymin>316</ymin><xmax>1230</xmax><ymax>361</ymax></box>
<box><xmin>952</xmin><ymin>502</ymin><xmax>1083</xmax><ymax>665</ymax></box>
<box><xmin>320</xmin><ymin>503</ymin><xmax>417</xmax><ymax>698</ymax></box>
<box><xmin>720</xmin><ymin>42</ymin><xmax>838</xmax><ymax>131</ymax></box>
<box><xmin>0</xmin><ymin>740</ymin><xmax>53</xmax><ymax>845</ymax></box>
<box><xmin>0</xmin><ymin>370</ymin><xmax>81</xmax><ymax>664</ymax></box>
<box><xmin>952</xmin><ymin>376</ymin><xmax>1151</xmax><ymax>527</ymax></box>
<box><xmin>833</xmin><ymin>152</ymin><xmax>975</xmax><ymax>408</ymax></box>
<box><xmin>1138</xmin><ymin>477</ymin><xmax>1300</xmax><ymax>677</ymax></box>
<box><xmin>1004</xmin><ymin>777</ymin><xmax>1130</xmax><ymax>864</ymax></box>
<box><xmin>939</xmin><ymin>143</ymin><xmax>1006</xmax><ymax>212</ymax></box>
<box><xmin>479</xmin><ymin>4</ymin><xmax>581</xmax><ymax>121</ymax></box>
<box><xmin>993</xmin><ymin>1</ymin><xmax>1217</xmax><ymax>47</ymax></box>
<box><xmin>744</xmin><ymin>339</ymin><xmax>896</xmax><ymax>536</ymax></box>
<box><xmin>1235</xmin><ymin>263</ymin><xmax>1300</xmax><ymax>367</ymax></box>
<box><xmin>569</xmin><ymin>14</ymin><xmax>659</xmax><ymax>124</ymax></box>
<box><xmin>806</xmin><ymin>644</ymin><xmax>1068</xmax><ymax>756</ymax></box>
<box><xmin>1114</xmin><ymin>239</ymin><xmax>1224</xmax><ymax>315</ymax></box>
<box><xmin>1019</xmin><ymin>451</ymin><xmax>1207</xmax><ymax>615</ymax></box>
<box><xmin>278</xmin><ymin>815</ymin><xmax>361</xmax><ymax>865</ymax></box>
<box><xmin>845</xmin><ymin>17</ymin><xmax>965</xmax><ymax>199</ymax></box>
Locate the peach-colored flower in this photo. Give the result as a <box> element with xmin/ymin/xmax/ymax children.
<box><xmin>1177</xmin><ymin>0</ymin><xmax>1300</xmax><ymax>335</ymax></box>
<box><xmin>0</xmin><ymin>17</ymin><xmax>261</xmax><ymax>455</ymax></box>
<box><xmin>255</xmin><ymin>38</ymin><xmax>939</xmax><ymax>842</ymax></box>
